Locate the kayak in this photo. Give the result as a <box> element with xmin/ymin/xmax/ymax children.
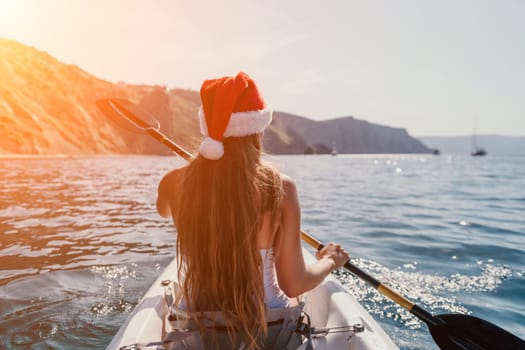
<box><xmin>106</xmin><ymin>248</ymin><xmax>399</xmax><ymax>349</ymax></box>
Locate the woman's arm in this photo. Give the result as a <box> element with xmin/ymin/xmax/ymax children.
<box><xmin>275</xmin><ymin>177</ymin><xmax>349</xmax><ymax>298</ymax></box>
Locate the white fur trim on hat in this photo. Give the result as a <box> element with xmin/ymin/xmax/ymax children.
<box><xmin>199</xmin><ymin>136</ymin><xmax>224</xmax><ymax>160</ymax></box>
<box><xmin>224</xmin><ymin>108</ymin><xmax>272</xmax><ymax>137</ymax></box>
<box><xmin>198</xmin><ymin>106</ymin><xmax>273</xmax><ymax>138</ymax></box>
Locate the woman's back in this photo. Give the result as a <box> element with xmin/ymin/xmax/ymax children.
<box><xmin>157</xmin><ymin>135</ymin><xmax>284</xmax><ymax>349</ymax></box>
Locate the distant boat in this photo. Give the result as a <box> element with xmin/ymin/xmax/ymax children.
<box><xmin>471</xmin><ymin>148</ymin><xmax>487</xmax><ymax>156</ymax></box>
<box><xmin>471</xmin><ymin>115</ymin><xmax>487</xmax><ymax>156</ymax></box>
<box><xmin>432</xmin><ymin>149</ymin><xmax>441</xmax><ymax>155</ymax></box>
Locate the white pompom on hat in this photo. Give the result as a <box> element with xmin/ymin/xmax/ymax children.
<box><xmin>198</xmin><ymin>72</ymin><xmax>272</xmax><ymax>160</ymax></box>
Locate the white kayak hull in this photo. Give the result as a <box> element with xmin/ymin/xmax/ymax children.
<box><xmin>106</xmin><ymin>249</ymin><xmax>398</xmax><ymax>349</ymax></box>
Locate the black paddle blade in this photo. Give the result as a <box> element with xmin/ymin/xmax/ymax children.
<box><xmin>96</xmin><ymin>98</ymin><xmax>159</xmax><ymax>133</ymax></box>
<box><xmin>429</xmin><ymin>314</ymin><xmax>525</xmax><ymax>350</ymax></box>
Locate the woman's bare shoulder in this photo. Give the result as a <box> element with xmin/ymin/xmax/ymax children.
<box><xmin>158</xmin><ymin>165</ymin><xmax>188</xmax><ymax>201</ymax></box>
<box><xmin>159</xmin><ymin>165</ymin><xmax>187</xmax><ymax>188</ymax></box>
<box><xmin>157</xmin><ymin>165</ymin><xmax>187</xmax><ymax>218</ymax></box>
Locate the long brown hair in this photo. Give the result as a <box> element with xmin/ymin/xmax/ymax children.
<box><xmin>174</xmin><ymin>133</ymin><xmax>283</xmax><ymax>348</ymax></box>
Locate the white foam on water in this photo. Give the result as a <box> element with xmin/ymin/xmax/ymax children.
<box><xmin>335</xmin><ymin>258</ymin><xmax>514</xmax><ymax>330</ymax></box>
<box><xmin>89</xmin><ymin>263</ymin><xmax>143</xmax><ymax>316</ymax></box>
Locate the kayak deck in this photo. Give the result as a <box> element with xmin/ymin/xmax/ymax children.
<box><xmin>106</xmin><ymin>248</ymin><xmax>398</xmax><ymax>349</ymax></box>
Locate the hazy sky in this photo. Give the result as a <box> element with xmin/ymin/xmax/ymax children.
<box><xmin>1</xmin><ymin>0</ymin><xmax>524</xmax><ymax>136</ymax></box>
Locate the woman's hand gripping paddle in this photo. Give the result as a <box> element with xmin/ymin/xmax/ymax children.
<box><xmin>96</xmin><ymin>98</ymin><xmax>525</xmax><ymax>350</ymax></box>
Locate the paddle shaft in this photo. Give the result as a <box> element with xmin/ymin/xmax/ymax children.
<box><xmin>301</xmin><ymin>231</ymin><xmax>441</xmax><ymax>327</ymax></box>
<box><xmin>145</xmin><ymin>128</ymin><xmax>193</xmax><ymax>161</ymax></box>
<box><xmin>98</xmin><ymin>98</ymin><xmax>525</xmax><ymax>349</ymax></box>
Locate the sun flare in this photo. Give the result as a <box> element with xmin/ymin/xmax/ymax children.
<box><xmin>0</xmin><ymin>0</ymin><xmax>16</xmax><ymax>12</ymax></box>
<box><xmin>0</xmin><ymin>0</ymin><xmax>22</xmax><ymax>24</ymax></box>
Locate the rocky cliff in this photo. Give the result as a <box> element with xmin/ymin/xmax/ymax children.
<box><xmin>0</xmin><ymin>38</ymin><xmax>201</xmax><ymax>155</ymax></box>
<box><xmin>264</xmin><ymin>112</ymin><xmax>430</xmax><ymax>154</ymax></box>
<box><xmin>0</xmin><ymin>38</ymin><xmax>430</xmax><ymax>156</ymax></box>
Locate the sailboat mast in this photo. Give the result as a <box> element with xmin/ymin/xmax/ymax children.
<box><xmin>472</xmin><ymin>114</ymin><xmax>478</xmax><ymax>152</ymax></box>
<box><xmin>471</xmin><ymin>114</ymin><xmax>487</xmax><ymax>156</ymax></box>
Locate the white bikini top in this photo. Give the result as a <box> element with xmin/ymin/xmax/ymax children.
<box><xmin>177</xmin><ymin>248</ymin><xmax>289</xmax><ymax>311</ymax></box>
<box><xmin>259</xmin><ymin>248</ymin><xmax>289</xmax><ymax>308</ymax></box>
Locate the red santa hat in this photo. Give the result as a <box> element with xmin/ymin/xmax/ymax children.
<box><xmin>198</xmin><ymin>72</ymin><xmax>272</xmax><ymax>160</ymax></box>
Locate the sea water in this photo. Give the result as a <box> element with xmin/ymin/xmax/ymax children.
<box><xmin>0</xmin><ymin>155</ymin><xmax>523</xmax><ymax>349</ymax></box>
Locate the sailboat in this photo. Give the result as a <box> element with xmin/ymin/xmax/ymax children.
<box><xmin>471</xmin><ymin>115</ymin><xmax>487</xmax><ymax>156</ymax></box>
<box><xmin>472</xmin><ymin>147</ymin><xmax>487</xmax><ymax>157</ymax></box>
